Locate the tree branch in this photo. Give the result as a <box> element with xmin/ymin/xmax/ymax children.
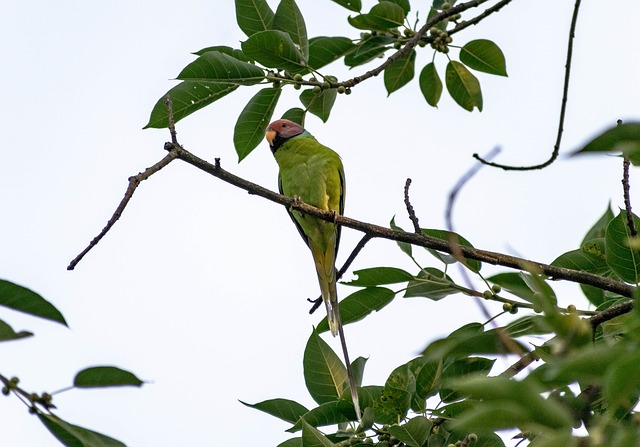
<box><xmin>473</xmin><ymin>0</ymin><xmax>582</xmax><ymax>170</ymax></box>
<box><xmin>622</xmin><ymin>156</ymin><xmax>637</xmax><ymax>236</ymax></box>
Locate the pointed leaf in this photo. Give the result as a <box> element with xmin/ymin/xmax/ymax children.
<box><xmin>330</xmin><ymin>0</ymin><xmax>361</xmax><ymax>12</ymax></box>
<box><xmin>241</xmin><ymin>30</ymin><xmax>307</xmax><ymax>73</ymax></box>
<box><xmin>177</xmin><ymin>51</ymin><xmax>265</xmax><ymax>85</ymax></box>
<box><xmin>301</xmin><ymin>419</ymin><xmax>336</xmax><ymax>447</ymax></box>
<box><xmin>317</xmin><ymin>287</ymin><xmax>395</xmax><ymax>333</ymax></box>
<box><xmin>240</xmin><ymin>398</ymin><xmax>309</xmax><ymax>424</ymax></box>
<box><xmin>349</xmin><ymin>2</ymin><xmax>404</xmax><ymax>31</ymax></box>
<box><xmin>38</xmin><ymin>413</ymin><xmax>126</xmax><ymax>447</ymax></box>
<box><xmin>288</xmin><ymin>400</ymin><xmax>352</xmax><ymax>432</ymax></box>
<box><xmin>445</xmin><ymin>60</ymin><xmax>482</xmax><ymax>112</ymax></box>
<box><xmin>281</xmin><ymin>107</ymin><xmax>306</xmax><ymax>125</ymax></box>
<box><xmin>278</xmin><ymin>439</ymin><xmax>303</xmax><ymax>447</ymax></box>
<box><xmin>419</xmin><ymin>62</ymin><xmax>443</xmax><ymax>107</ymax></box>
<box><xmin>603</xmin><ymin>350</ymin><xmax>640</xmax><ymax>411</ymax></box>
<box><xmin>605</xmin><ymin>211</ymin><xmax>640</xmax><ymax>283</ymax></box>
<box><xmin>440</xmin><ymin>357</ymin><xmax>495</xmax><ymax>403</ymax></box>
<box><xmin>144</xmin><ymin>82</ymin><xmax>237</xmax><ymax>129</ymax></box>
<box><xmin>572</xmin><ymin>122</ymin><xmax>640</xmax><ymax>164</ymax></box>
<box><xmin>404</xmin><ymin>267</ymin><xmax>459</xmax><ymax>300</ymax></box>
<box><xmin>0</xmin><ymin>318</ymin><xmax>33</xmax><ymax>342</ymax></box>
<box><xmin>415</xmin><ymin>359</ymin><xmax>443</xmax><ymax>399</ymax></box>
<box><xmin>350</xmin><ymin>356</ymin><xmax>367</xmax><ymax>388</ymax></box>
<box><xmin>304</xmin><ymin>330</ymin><xmax>347</xmax><ymax>404</ymax></box>
<box><xmin>234</xmin><ymin>87</ymin><xmax>281</xmax><ymax>161</ymax></box>
<box><xmin>308</xmin><ymin>37</ymin><xmax>355</xmax><ymax>70</ymax></box>
<box><xmin>582</xmin><ymin>203</ymin><xmax>614</xmax><ymax>245</ymax></box>
<box><xmin>235</xmin><ymin>0</ymin><xmax>274</xmax><ymax>37</ymax></box>
<box><xmin>421</xmin><ymin>229</ymin><xmax>481</xmax><ymax>272</ymax></box>
<box><xmin>344</xmin><ymin>267</ymin><xmax>413</xmax><ymax>286</ymax></box>
<box><xmin>192</xmin><ymin>45</ymin><xmax>250</xmax><ymax>62</ymax></box>
<box><xmin>299</xmin><ymin>88</ymin><xmax>337</xmax><ymax>123</ymax></box>
<box><xmin>388</xmin><ymin>416</ymin><xmax>430</xmax><ymax>447</ymax></box>
<box><xmin>74</xmin><ymin>366</ymin><xmax>143</xmax><ymax>388</ymax></box>
<box><xmin>384</xmin><ymin>49</ymin><xmax>416</xmax><ymax>95</ymax></box>
<box><xmin>390</xmin><ymin>217</ymin><xmax>413</xmax><ymax>257</ymax></box>
<box><xmin>0</xmin><ymin>279</ymin><xmax>67</xmax><ymax>326</ymax></box>
<box><xmin>384</xmin><ymin>0</ymin><xmax>411</xmax><ymax>16</ymax></box>
<box><xmin>274</xmin><ymin>0</ymin><xmax>309</xmax><ymax>59</ymax></box>
<box><xmin>459</xmin><ymin>39</ymin><xmax>507</xmax><ymax>76</ymax></box>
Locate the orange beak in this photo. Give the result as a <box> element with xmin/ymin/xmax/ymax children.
<box><xmin>265</xmin><ymin>129</ymin><xmax>276</xmax><ymax>146</ymax></box>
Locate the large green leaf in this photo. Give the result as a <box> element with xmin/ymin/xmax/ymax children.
<box><xmin>38</xmin><ymin>414</ymin><xmax>126</xmax><ymax>447</ymax></box>
<box><xmin>235</xmin><ymin>0</ymin><xmax>274</xmax><ymax>37</ymax></box>
<box><xmin>240</xmin><ymin>398</ymin><xmax>309</xmax><ymax>424</ymax></box>
<box><xmin>0</xmin><ymin>318</ymin><xmax>32</xmax><ymax>342</ymax></box>
<box><xmin>439</xmin><ymin>357</ymin><xmax>495</xmax><ymax>403</ymax></box>
<box><xmin>74</xmin><ymin>366</ymin><xmax>144</xmax><ymax>388</ymax></box>
<box><xmin>603</xmin><ymin>350</ymin><xmax>640</xmax><ymax>412</ymax></box>
<box><xmin>445</xmin><ymin>61</ymin><xmax>482</xmax><ymax>112</ymax></box>
<box><xmin>388</xmin><ymin>416</ymin><xmax>430</xmax><ymax>447</ymax></box>
<box><xmin>384</xmin><ymin>49</ymin><xmax>416</xmax><ymax>95</ymax></box>
<box><xmin>414</xmin><ymin>359</ymin><xmax>443</xmax><ymax>399</ymax></box>
<box><xmin>307</xmin><ymin>37</ymin><xmax>355</xmax><ymax>70</ymax></box>
<box><xmin>0</xmin><ymin>279</ymin><xmax>66</xmax><ymax>326</ymax></box>
<box><xmin>177</xmin><ymin>51</ymin><xmax>264</xmax><ymax>85</ymax></box>
<box><xmin>344</xmin><ymin>267</ymin><xmax>413</xmax><ymax>286</ymax></box>
<box><xmin>299</xmin><ymin>88</ymin><xmax>337</xmax><ymax>123</ymax></box>
<box><xmin>277</xmin><ymin>438</ymin><xmax>302</xmax><ymax>447</ymax></box>
<box><xmin>287</xmin><ymin>400</ymin><xmax>352</xmax><ymax>432</ymax></box>
<box><xmin>375</xmin><ymin>364</ymin><xmax>415</xmax><ymax>423</ymax></box>
<box><xmin>300</xmin><ymin>419</ymin><xmax>335</xmax><ymax>447</ymax></box>
<box><xmin>582</xmin><ymin>203</ymin><xmax>614</xmax><ymax>245</ymax></box>
<box><xmin>348</xmin><ymin>2</ymin><xmax>405</xmax><ymax>31</ymax></box>
<box><xmin>344</xmin><ymin>35</ymin><xmax>393</xmax><ymax>67</ymax></box>
<box><xmin>234</xmin><ymin>87</ymin><xmax>281</xmax><ymax>161</ymax></box>
<box><xmin>281</xmin><ymin>107</ymin><xmax>306</xmax><ymax>125</ymax></box>
<box><xmin>459</xmin><ymin>39</ymin><xmax>508</xmax><ymax>76</ymax></box>
<box><xmin>384</xmin><ymin>0</ymin><xmax>411</xmax><ymax>15</ymax></box>
<box><xmin>421</xmin><ymin>228</ymin><xmax>482</xmax><ymax>272</ymax></box>
<box><xmin>241</xmin><ymin>30</ymin><xmax>307</xmax><ymax>73</ymax></box>
<box><xmin>192</xmin><ymin>45</ymin><xmax>250</xmax><ymax>62</ymax></box>
<box><xmin>419</xmin><ymin>62</ymin><xmax>443</xmax><ymax>107</ymax></box>
<box><xmin>572</xmin><ymin>122</ymin><xmax>640</xmax><ymax>164</ymax></box>
<box><xmin>316</xmin><ymin>287</ymin><xmax>395</xmax><ymax>333</ymax></box>
<box><xmin>330</xmin><ymin>0</ymin><xmax>361</xmax><ymax>12</ymax></box>
<box><xmin>303</xmin><ymin>330</ymin><xmax>347</xmax><ymax>405</ymax></box>
<box><xmin>605</xmin><ymin>211</ymin><xmax>640</xmax><ymax>283</ymax></box>
<box><xmin>273</xmin><ymin>0</ymin><xmax>309</xmax><ymax>59</ymax></box>
<box><xmin>144</xmin><ymin>82</ymin><xmax>237</xmax><ymax>129</ymax></box>
<box><xmin>403</xmin><ymin>267</ymin><xmax>459</xmax><ymax>300</ymax></box>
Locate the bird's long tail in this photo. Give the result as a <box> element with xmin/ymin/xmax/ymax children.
<box><xmin>314</xmin><ymin>244</ymin><xmax>361</xmax><ymax>422</ymax></box>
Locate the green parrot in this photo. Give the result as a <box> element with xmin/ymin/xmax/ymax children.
<box><xmin>265</xmin><ymin>119</ymin><xmax>361</xmax><ymax>420</ymax></box>
<box><xmin>265</xmin><ymin>119</ymin><xmax>345</xmax><ymax>337</ymax></box>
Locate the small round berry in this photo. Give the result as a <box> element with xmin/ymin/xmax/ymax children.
<box><xmin>313</xmin><ymin>85</ymin><xmax>322</xmax><ymax>94</ymax></box>
<box><xmin>293</xmin><ymin>73</ymin><xmax>303</xmax><ymax>81</ymax></box>
<box><xmin>483</xmin><ymin>290</ymin><xmax>493</xmax><ymax>299</ymax></box>
<box><xmin>502</xmin><ymin>303</ymin><xmax>512</xmax><ymax>312</ymax></box>
<box><xmin>337</xmin><ymin>85</ymin><xmax>346</xmax><ymax>94</ymax></box>
<box><xmin>294</xmin><ymin>83</ymin><xmax>301</xmax><ymax>90</ymax></box>
<box><xmin>441</xmin><ymin>2</ymin><xmax>451</xmax><ymax>10</ymax></box>
<box><xmin>491</xmin><ymin>284</ymin><xmax>502</xmax><ymax>294</ymax></box>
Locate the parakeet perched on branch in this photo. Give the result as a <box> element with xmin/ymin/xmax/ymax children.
<box><xmin>265</xmin><ymin>119</ymin><xmax>361</xmax><ymax>420</ymax></box>
<box><xmin>265</xmin><ymin>119</ymin><xmax>345</xmax><ymax>337</ymax></box>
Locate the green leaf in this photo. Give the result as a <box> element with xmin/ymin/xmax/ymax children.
<box><xmin>144</xmin><ymin>82</ymin><xmax>237</xmax><ymax>129</ymax></box>
<box><xmin>345</xmin><ymin>267</ymin><xmax>413</xmax><ymax>286</ymax></box>
<box><xmin>551</xmin><ymin>245</ymin><xmax>612</xmax><ymax>306</ymax></box>
<box><xmin>414</xmin><ymin>359</ymin><xmax>443</xmax><ymax>399</ymax></box>
<box><xmin>388</xmin><ymin>416</ymin><xmax>430</xmax><ymax>447</ymax></box>
<box><xmin>439</xmin><ymin>357</ymin><xmax>495</xmax><ymax>403</ymax></box>
<box><xmin>419</xmin><ymin>62</ymin><xmax>443</xmax><ymax>107</ymax></box>
<box><xmin>0</xmin><ymin>279</ymin><xmax>67</xmax><ymax>326</ymax></box>
<box><xmin>375</xmin><ymin>364</ymin><xmax>415</xmax><ymax>423</ymax></box>
<box><xmin>299</xmin><ymin>88</ymin><xmax>337</xmax><ymax>122</ymax></box>
<box><xmin>603</xmin><ymin>350</ymin><xmax>640</xmax><ymax>412</ymax></box>
<box><xmin>307</xmin><ymin>37</ymin><xmax>355</xmax><ymax>71</ymax></box>
<box><xmin>403</xmin><ymin>267</ymin><xmax>459</xmax><ymax>300</ymax></box>
<box><xmin>74</xmin><ymin>366</ymin><xmax>143</xmax><ymax>388</ymax></box>
<box><xmin>192</xmin><ymin>45</ymin><xmax>250</xmax><ymax>62</ymax></box>
<box><xmin>0</xmin><ymin>318</ymin><xmax>33</xmax><ymax>342</ymax></box>
<box><xmin>421</xmin><ymin>228</ymin><xmax>482</xmax><ymax>272</ymax></box>
<box><xmin>304</xmin><ymin>330</ymin><xmax>347</xmax><ymax>404</ymax></box>
<box><xmin>241</xmin><ymin>30</ymin><xmax>307</xmax><ymax>73</ymax></box>
<box><xmin>176</xmin><ymin>51</ymin><xmax>265</xmax><ymax>85</ymax></box>
<box><xmin>235</xmin><ymin>0</ymin><xmax>274</xmax><ymax>37</ymax></box>
<box><xmin>572</xmin><ymin>122</ymin><xmax>640</xmax><ymax>164</ymax></box>
<box><xmin>38</xmin><ymin>413</ymin><xmax>126</xmax><ymax>447</ymax></box>
<box><xmin>317</xmin><ymin>287</ymin><xmax>395</xmax><ymax>333</ymax></box>
<box><xmin>277</xmin><ymin>438</ymin><xmax>303</xmax><ymax>447</ymax></box>
<box><xmin>445</xmin><ymin>61</ymin><xmax>483</xmax><ymax>112</ymax></box>
<box><xmin>344</xmin><ymin>35</ymin><xmax>393</xmax><ymax>67</ymax></box>
<box><xmin>240</xmin><ymin>398</ymin><xmax>309</xmax><ymax>424</ymax></box>
<box><xmin>234</xmin><ymin>87</ymin><xmax>281</xmax><ymax>161</ymax></box>
<box><xmin>274</xmin><ymin>0</ymin><xmax>309</xmax><ymax>59</ymax></box>
<box><xmin>384</xmin><ymin>49</ymin><xmax>416</xmax><ymax>95</ymax></box>
<box><xmin>300</xmin><ymin>419</ymin><xmax>336</xmax><ymax>447</ymax></box>
<box><xmin>582</xmin><ymin>203</ymin><xmax>615</xmax><ymax>245</ymax></box>
<box><xmin>390</xmin><ymin>217</ymin><xmax>413</xmax><ymax>257</ymax></box>
<box><xmin>605</xmin><ymin>211</ymin><xmax>640</xmax><ymax>283</ymax></box>
<box><xmin>281</xmin><ymin>107</ymin><xmax>306</xmax><ymax>125</ymax></box>
<box><xmin>384</xmin><ymin>0</ymin><xmax>411</xmax><ymax>16</ymax></box>
<box><xmin>288</xmin><ymin>400</ymin><xmax>352</xmax><ymax>432</ymax></box>
<box><xmin>350</xmin><ymin>356</ymin><xmax>368</xmax><ymax>388</ymax></box>
<box><xmin>459</xmin><ymin>39</ymin><xmax>508</xmax><ymax>76</ymax></box>
<box><xmin>347</xmin><ymin>2</ymin><xmax>404</xmax><ymax>32</ymax></box>
<box><xmin>487</xmin><ymin>272</ymin><xmax>556</xmax><ymax>304</ymax></box>
<box><xmin>330</xmin><ymin>0</ymin><xmax>361</xmax><ymax>12</ymax></box>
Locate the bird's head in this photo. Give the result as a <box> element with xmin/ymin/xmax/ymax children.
<box><xmin>265</xmin><ymin>119</ymin><xmax>305</xmax><ymax>153</ymax></box>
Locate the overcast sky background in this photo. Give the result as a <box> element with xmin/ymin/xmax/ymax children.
<box><xmin>2</xmin><ymin>1</ymin><xmax>640</xmax><ymax>446</ymax></box>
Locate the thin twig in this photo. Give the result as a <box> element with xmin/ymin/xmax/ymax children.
<box><xmin>588</xmin><ymin>299</ymin><xmax>635</xmax><ymax>330</ymax></box>
<box><xmin>448</xmin><ymin>0</ymin><xmax>515</xmax><ymax>36</ymax></box>
<box><xmin>622</xmin><ymin>157</ymin><xmax>636</xmax><ymax>236</ymax></box>
<box><xmin>473</xmin><ymin>0</ymin><xmax>582</xmax><ymax>170</ymax></box>
<box><xmin>404</xmin><ymin>179</ymin><xmax>421</xmax><ymax>233</ymax></box>
<box><xmin>164</xmin><ymin>94</ymin><xmax>178</xmax><ymax>145</ymax></box>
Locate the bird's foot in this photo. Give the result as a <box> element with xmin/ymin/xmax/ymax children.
<box><xmin>331</xmin><ymin>209</ymin><xmax>338</xmax><ymax>223</ymax></box>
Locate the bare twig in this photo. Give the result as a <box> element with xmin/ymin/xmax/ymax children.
<box><xmin>404</xmin><ymin>179</ymin><xmax>421</xmax><ymax>233</ymax></box>
<box><xmin>448</xmin><ymin>0</ymin><xmax>515</xmax><ymax>36</ymax></box>
<box><xmin>164</xmin><ymin>94</ymin><xmax>178</xmax><ymax>145</ymax></box>
<box><xmin>622</xmin><ymin>157</ymin><xmax>636</xmax><ymax>236</ymax></box>
<box><xmin>473</xmin><ymin>0</ymin><xmax>582</xmax><ymax>170</ymax></box>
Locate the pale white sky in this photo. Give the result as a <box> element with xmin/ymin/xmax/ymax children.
<box><xmin>1</xmin><ymin>1</ymin><xmax>639</xmax><ymax>446</ymax></box>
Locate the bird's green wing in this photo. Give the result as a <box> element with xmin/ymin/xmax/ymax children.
<box><xmin>278</xmin><ymin>173</ymin><xmax>311</xmax><ymax>248</ymax></box>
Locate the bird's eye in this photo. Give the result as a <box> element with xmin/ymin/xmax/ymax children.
<box><xmin>282</xmin><ymin>123</ymin><xmax>287</xmax><ymax>127</ymax></box>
